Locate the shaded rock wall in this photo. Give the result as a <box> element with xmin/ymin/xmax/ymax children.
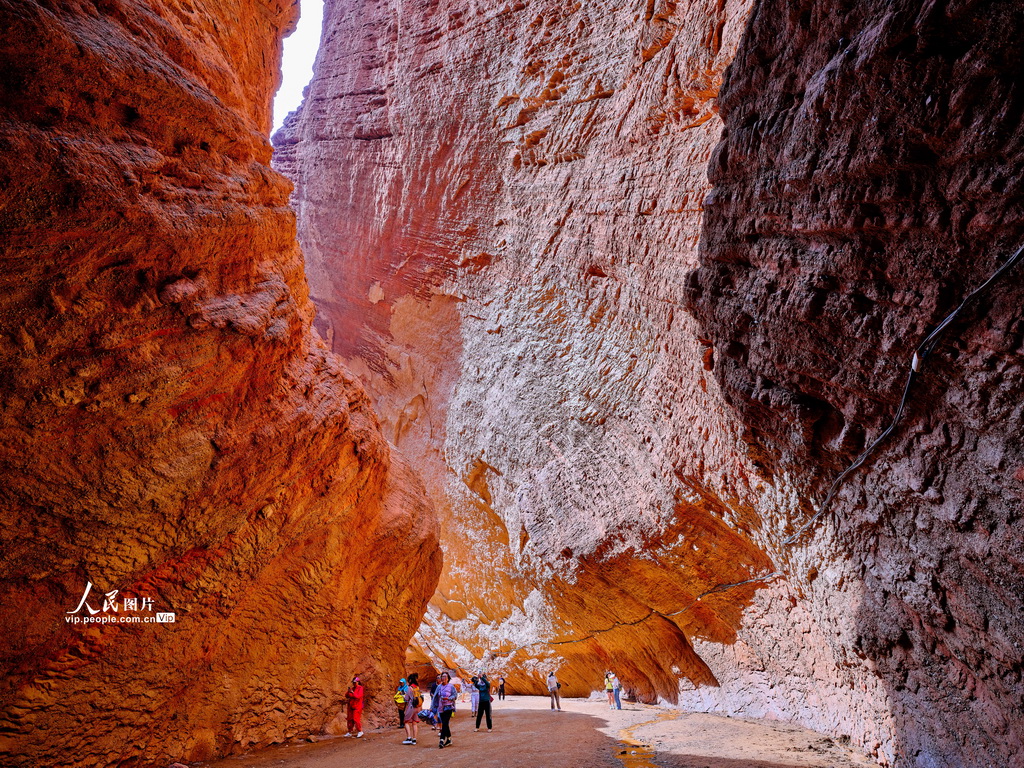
<box><xmin>686</xmin><ymin>1</ymin><xmax>1024</xmax><ymax>766</ymax></box>
<box><xmin>0</xmin><ymin>1</ymin><xmax>440</xmax><ymax>766</ymax></box>
<box><xmin>276</xmin><ymin>0</ymin><xmax>1023</xmax><ymax>766</ymax></box>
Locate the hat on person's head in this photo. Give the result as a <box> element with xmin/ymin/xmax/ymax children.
<box><xmin>353</xmin><ymin>675</ymin><xmax>361</xmax><ymax>682</ymax></box>
<box><xmin>400</xmin><ymin>677</ymin><xmax>407</xmax><ymax>683</ymax></box>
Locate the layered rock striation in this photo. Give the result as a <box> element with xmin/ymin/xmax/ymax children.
<box><xmin>277</xmin><ymin>0</ymin><xmax>1023</xmax><ymax>766</ymax></box>
<box><xmin>0</xmin><ymin>1</ymin><xmax>439</xmax><ymax>765</ymax></box>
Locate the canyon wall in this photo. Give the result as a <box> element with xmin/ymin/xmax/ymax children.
<box><xmin>685</xmin><ymin>1</ymin><xmax>1024</xmax><ymax>766</ymax></box>
<box><xmin>0</xmin><ymin>1</ymin><xmax>440</xmax><ymax>766</ymax></box>
<box><xmin>278</xmin><ymin>0</ymin><xmax>1024</xmax><ymax>765</ymax></box>
<box><xmin>275</xmin><ymin>0</ymin><xmax>791</xmax><ymax>706</ymax></box>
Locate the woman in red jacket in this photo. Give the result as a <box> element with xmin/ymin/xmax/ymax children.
<box><xmin>344</xmin><ymin>676</ymin><xmax>364</xmax><ymax>738</ymax></box>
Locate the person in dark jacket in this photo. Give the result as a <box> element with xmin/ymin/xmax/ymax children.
<box><xmin>474</xmin><ymin>673</ymin><xmax>493</xmax><ymax>731</ymax></box>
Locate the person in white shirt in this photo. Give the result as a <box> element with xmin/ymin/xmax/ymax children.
<box><xmin>547</xmin><ymin>670</ymin><xmax>561</xmax><ymax>711</ymax></box>
<box><xmin>611</xmin><ymin>672</ymin><xmax>622</xmax><ymax>710</ymax></box>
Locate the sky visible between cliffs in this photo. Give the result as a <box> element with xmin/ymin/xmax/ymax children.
<box><xmin>274</xmin><ymin>0</ymin><xmax>325</xmax><ymax>132</ymax></box>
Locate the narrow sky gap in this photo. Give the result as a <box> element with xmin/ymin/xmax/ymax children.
<box><xmin>274</xmin><ymin>0</ymin><xmax>325</xmax><ymax>132</ymax></box>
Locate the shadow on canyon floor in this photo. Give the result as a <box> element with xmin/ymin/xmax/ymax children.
<box><xmin>198</xmin><ymin>697</ymin><xmax>872</xmax><ymax>768</ymax></box>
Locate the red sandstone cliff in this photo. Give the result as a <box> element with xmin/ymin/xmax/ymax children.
<box><xmin>276</xmin><ymin>0</ymin><xmax>1024</xmax><ymax>766</ymax></box>
<box><xmin>0</xmin><ymin>1</ymin><xmax>440</xmax><ymax>766</ymax></box>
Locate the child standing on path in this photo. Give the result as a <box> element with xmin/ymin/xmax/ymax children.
<box><xmin>474</xmin><ymin>673</ymin><xmax>493</xmax><ymax>732</ymax></box>
<box><xmin>470</xmin><ymin>676</ymin><xmax>480</xmax><ymax>716</ymax></box>
<box><xmin>497</xmin><ymin>676</ymin><xmax>506</xmax><ymax>700</ymax></box>
<box><xmin>604</xmin><ymin>672</ymin><xmax>615</xmax><ymax>708</ymax></box>
<box><xmin>344</xmin><ymin>676</ymin><xmax>364</xmax><ymax>738</ymax></box>
<box><xmin>435</xmin><ymin>671</ymin><xmax>458</xmax><ymax>749</ymax></box>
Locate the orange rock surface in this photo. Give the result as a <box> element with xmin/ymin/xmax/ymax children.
<box><xmin>0</xmin><ymin>1</ymin><xmax>440</xmax><ymax>766</ymax></box>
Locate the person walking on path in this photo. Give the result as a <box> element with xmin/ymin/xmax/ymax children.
<box><xmin>497</xmin><ymin>676</ymin><xmax>506</xmax><ymax>701</ymax></box>
<box><xmin>604</xmin><ymin>672</ymin><xmax>615</xmax><ymax>708</ymax></box>
<box><xmin>435</xmin><ymin>671</ymin><xmax>458</xmax><ymax>749</ymax></box>
<box><xmin>394</xmin><ymin>678</ymin><xmax>408</xmax><ymax>728</ymax></box>
<box><xmin>474</xmin><ymin>673</ymin><xmax>493</xmax><ymax>732</ymax></box>
<box><xmin>402</xmin><ymin>673</ymin><xmax>422</xmax><ymax>745</ymax></box>
<box><xmin>343</xmin><ymin>676</ymin><xmax>364</xmax><ymax>738</ymax></box>
<box><xmin>470</xmin><ymin>676</ymin><xmax>480</xmax><ymax>716</ymax></box>
<box><xmin>547</xmin><ymin>670</ymin><xmax>561</xmax><ymax>711</ymax></box>
<box><xmin>611</xmin><ymin>672</ymin><xmax>622</xmax><ymax>710</ymax></box>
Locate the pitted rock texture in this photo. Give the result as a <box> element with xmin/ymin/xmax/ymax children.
<box><xmin>276</xmin><ymin>0</ymin><xmax>1023</xmax><ymax>766</ymax></box>
<box><xmin>0</xmin><ymin>1</ymin><xmax>440</xmax><ymax>766</ymax></box>
<box><xmin>686</xmin><ymin>1</ymin><xmax>1024</xmax><ymax>766</ymax></box>
<box><xmin>273</xmin><ymin>0</ymin><xmax>874</xmax><ymax>737</ymax></box>
<box><xmin>274</xmin><ymin>0</ymin><xmax>790</xmax><ymax>704</ymax></box>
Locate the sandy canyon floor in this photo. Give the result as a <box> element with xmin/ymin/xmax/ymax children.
<box><xmin>199</xmin><ymin>696</ymin><xmax>877</xmax><ymax>768</ymax></box>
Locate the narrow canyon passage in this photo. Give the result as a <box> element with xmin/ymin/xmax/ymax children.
<box><xmin>1</xmin><ymin>1</ymin><xmax>1022</xmax><ymax>768</ymax></box>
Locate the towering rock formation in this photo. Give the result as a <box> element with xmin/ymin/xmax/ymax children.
<box><xmin>276</xmin><ymin>0</ymin><xmax>1024</xmax><ymax>767</ymax></box>
<box><xmin>687</xmin><ymin>0</ymin><xmax>1024</xmax><ymax>765</ymax></box>
<box><xmin>275</xmin><ymin>0</ymin><xmax>776</xmax><ymax>704</ymax></box>
<box><xmin>0</xmin><ymin>1</ymin><xmax>439</xmax><ymax>766</ymax></box>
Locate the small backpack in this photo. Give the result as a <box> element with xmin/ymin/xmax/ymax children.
<box><xmin>394</xmin><ymin>689</ymin><xmax>406</xmax><ymax>705</ymax></box>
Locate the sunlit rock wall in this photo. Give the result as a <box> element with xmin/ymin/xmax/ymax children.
<box><xmin>275</xmin><ymin>0</ymin><xmax>1024</xmax><ymax>766</ymax></box>
<box><xmin>274</xmin><ymin>0</ymin><xmax>786</xmax><ymax>698</ymax></box>
<box><xmin>0</xmin><ymin>1</ymin><xmax>440</xmax><ymax>765</ymax></box>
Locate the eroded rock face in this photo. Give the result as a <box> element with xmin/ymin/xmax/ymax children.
<box><xmin>274</xmin><ymin>0</ymin><xmax>782</xmax><ymax>702</ymax></box>
<box><xmin>276</xmin><ymin>0</ymin><xmax>1023</xmax><ymax>766</ymax></box>
<box><xmin>686</xmin><ymin>1</ymin><xmax>1024</xmax><ymax>765</ymax></box>
<box><xmin>0</xmin><ymin>1</ymin><xmax>439</xmax><ymax>765</ymax></box>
